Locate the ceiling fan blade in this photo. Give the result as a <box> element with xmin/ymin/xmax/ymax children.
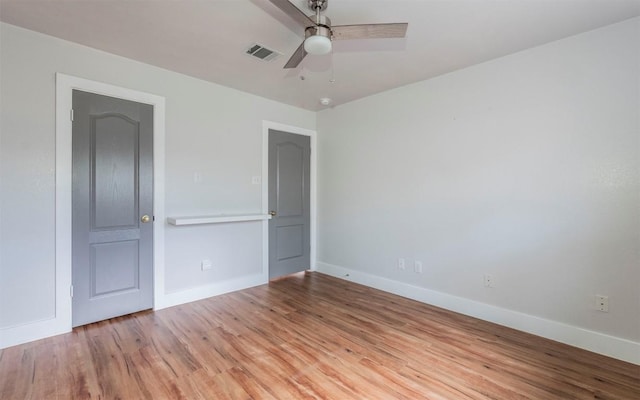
<box><xmin>284</xmin><ymin>41</ymin><xmax>307</xmax><ymax>69</ymax></box>
<box><xmin>332</xmin><ymin>23</ymin><xmax>408</xmax><ymax>40</ymax></box>
<box><xmin>268</xmin><ymin>0</ymin><xmax>316</xmax><ymax>29</ymax></box>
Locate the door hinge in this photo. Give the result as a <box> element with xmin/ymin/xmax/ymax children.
<box><xmin>70</xmin><ymin>109</ymin><xmax>74</xmax><ymax>122</ymax></box>
<box><xmin>70</xmin><ymin>285</ymin><xmax>74</xmax><ymax>298</ymax></box>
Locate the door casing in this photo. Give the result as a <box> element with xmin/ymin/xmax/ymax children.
<box><xmin>56</xmin><ymin>73</ymin><xmax>166</xmax><ymax>333</ymax></box>
<box><xmin>262</xmin><ymin>121</ymin><xmax>317</xmax><ymax>280</ymax></box>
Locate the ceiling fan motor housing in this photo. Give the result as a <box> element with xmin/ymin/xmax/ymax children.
<box><xmin>305</xmin><ymin>15</ymin><xmax>332</xmax><ymax>39</ymax></box>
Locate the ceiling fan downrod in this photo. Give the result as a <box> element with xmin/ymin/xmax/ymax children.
<box><xmin>308</xmin><ymin>0</ymin><xmax>330</xmax><ymax>29</ymax></box>
<box><xmin>305</xmin><ymin>0</ymin><xmax>332</xmax><ymax>44</ymax></box>
<box><xmin>308</xmin><ymin>0</ymin><xmax>328</xmax><ymax>13</ymax></box>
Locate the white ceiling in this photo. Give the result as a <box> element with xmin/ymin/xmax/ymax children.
<box><xmin>1</xmin><ymin>0</ymin><xmax>639</xmax><ymax>111</ymax></box>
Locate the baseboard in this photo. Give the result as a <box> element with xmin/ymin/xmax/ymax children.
<box><xmin>155</xmin><ymin>273</ymin><xmax>267</xmax><ymax>310</ymax></box>
<box><xmin>1</xmin><ymin>273</ymin><xmax>267</xmax><ymax>349</ymax></box>
<box><xmin>316</xmin><ymin>261</ymin><xmax>640</xmax><ymax>365</ymax></box>
<box><xmin>0</xmin><ymin>317</ymin><xmax>70</xmax><ymax>349</ymax></box>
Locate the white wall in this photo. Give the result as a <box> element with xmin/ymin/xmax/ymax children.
<box><xmin>0</xmin><ymin>23</ymin><xmax>315</xmax><ymax>335</ymax></box>
<box><xmin>317</xmin><ymin>18</ymin><xmax>639</xmax><ymax>360</ymax></box>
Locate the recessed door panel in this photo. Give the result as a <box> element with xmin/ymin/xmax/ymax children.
<box><xmin>276</xmin><ymin>143</ymin><xmax>304</xmax><ymax>217</ymax></box>
<box><xmin>92</xmin><ymin>115</ymin><xmax>139</xmax><ymax>230</ymax></box>
<box><xmin>276</xmin><ymin>224</ymin><xmax>304</xmax><ymax>260</ymax></box>
<box><xmin>91</xmin><ymin>240</ymin><xmax>139</xmax><ymax>297</ymax></box>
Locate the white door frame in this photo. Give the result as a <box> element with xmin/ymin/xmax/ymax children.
<box><xmin>262</xmin><ymin>121</ymin><xmax>317</xmax><ymax>280</ymax></box>
<box><xmin>55</xmin><ymin>73</ymin><xmax>166</xmax><ymax>333</ymax></box>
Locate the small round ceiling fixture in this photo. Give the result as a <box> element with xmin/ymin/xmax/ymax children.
<box><xmin>319</xmin><ymin>97</ymin><xmax>331</xmax><ymax>106</ymax></box>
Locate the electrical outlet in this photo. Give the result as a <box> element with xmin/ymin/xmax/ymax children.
<box><xmin>596</xmin><ymin>295</ymin><xmax>609</xmax><ymax>312</ymax></box>
<box><xmin>414</xmin><ymin>260</ymin><xmax>423</xmax><ymax>273</ymax></box>
<box><xmin>484</xmin><ymin>274</ymin><xmax>493</xmax><ymax>288</ymax></box>
<box><xmin>201</xmin><ymin>259</ymin><xmax>212</xmax><ymax>271</ymax></box>
<box><xmin>398</xmin><ymin>258</ymin><xmax>405</xmax><ymax>271</ymax></box>
<box><xmin>251</xmin><ymin>176</ymin><xmax>261</xmax><ymax>185</ymax></box>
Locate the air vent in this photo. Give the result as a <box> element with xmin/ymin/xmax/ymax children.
<box><xmin>245</xmin><ymin>43</ymin><xmax>281</xmax><ymax>62</ymax></box>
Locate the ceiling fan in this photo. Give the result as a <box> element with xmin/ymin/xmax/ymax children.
<box><xmin>268</xmin><ymin>0</ymin><xmax>408</xmax><ymax>69</ymax></box>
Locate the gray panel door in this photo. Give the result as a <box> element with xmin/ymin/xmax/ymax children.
<box><xmin>268</xmin><ymin>129</ymin><xmax>311</xmax><ymax>279</ymax></box>
<box><xmin>72</xmin><ymin>90</ymin><xmax>153</xmax><ymax>327</ymax></box>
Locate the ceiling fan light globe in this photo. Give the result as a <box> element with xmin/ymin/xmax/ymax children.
<box><xmin>304</xmin><ymin>35</ymin><xmax>332</xmax><ymax>55</ymax></box>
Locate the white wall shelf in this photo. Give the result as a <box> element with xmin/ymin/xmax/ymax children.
<box><xmin>167</xmin><ymin>214</ymin><xmax>271</xmax><ymax>226</ymax></box>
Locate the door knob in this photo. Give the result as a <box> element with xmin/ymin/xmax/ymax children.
<box><xmin>269</xmin><ymin>211</ymin><xmax>277</xmax><ymax>217</ymax></box>
<box><xmin>141</xmin><ymin>215</ymin><xmax>151</xmax><ymax>223</ymax></box>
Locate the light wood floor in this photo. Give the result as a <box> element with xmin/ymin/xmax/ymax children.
<box><xmin>1</xmin><ymin>272</ymin><xmax>638</xmax><ymax>399</ymax></box>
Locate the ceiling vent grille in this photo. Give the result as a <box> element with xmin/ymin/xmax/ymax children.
<box><xmin>245</xmin><ymin>43</ymin><xmax>281</xmax><ymax>62</ymax></box>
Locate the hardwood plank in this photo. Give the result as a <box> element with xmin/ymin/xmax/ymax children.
<box><xmin>0</xmin><ymin>271</ymin><xmax>638</xmax><ymax>399</ymax></box>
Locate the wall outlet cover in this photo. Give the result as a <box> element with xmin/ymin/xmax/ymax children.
<box><xmin>414</xmin><ymin>261</ymin><xmax>423</xmax><ymax>273</ymax></box>
<box><xmin>201</xmin><ymin>259</ymin><xmax>213</xmax><ymax>271</ymax></box>
<box><xmin>596</xmin><ymin>295</ymin><xmax>609</xmax><ymax>312</ymax></box>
